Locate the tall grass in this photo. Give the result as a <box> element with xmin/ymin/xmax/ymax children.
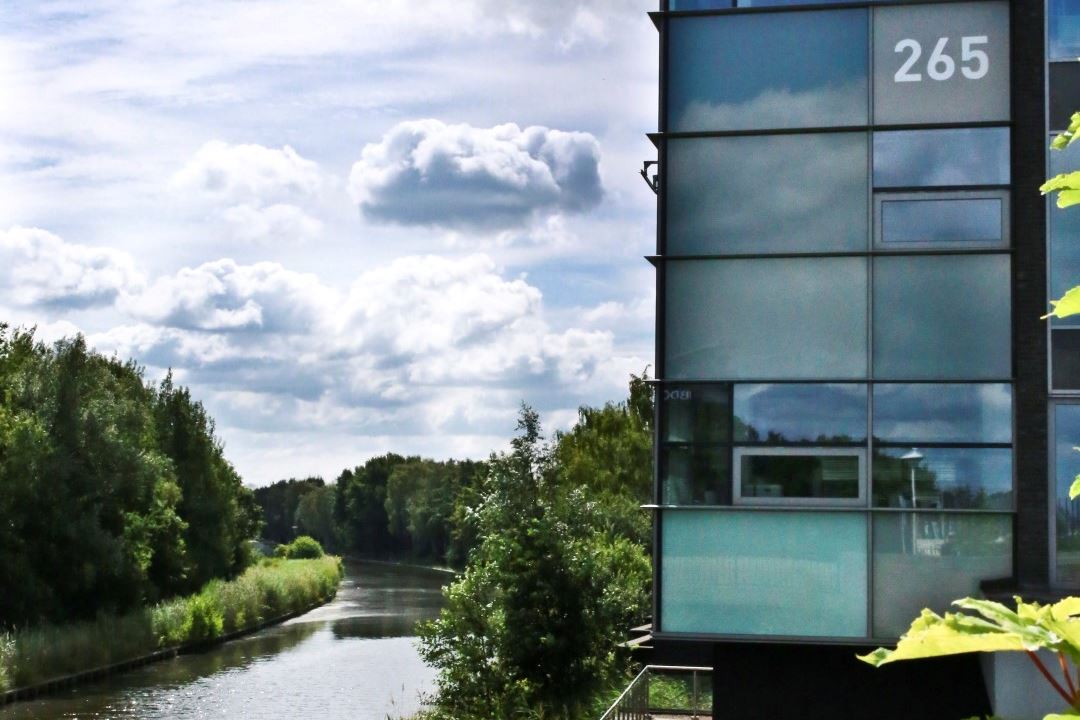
<box><xmin>0</xmin><ymin>556</ymin><xmax>343</xmax><ymax>693</ymax></box>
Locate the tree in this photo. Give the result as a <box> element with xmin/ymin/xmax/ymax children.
<box><xmin>417</xmin><ymin>404</ymin><xmax>650</xmax><ymax>720</ymax></box>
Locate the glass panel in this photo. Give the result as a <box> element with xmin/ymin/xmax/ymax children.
<box><xmin>872</xmin><ymin>128</ymin><xmax>1009</xmax><ymax>188</ymax></box>
<box><xmin>1050</xmin><ymin>63</ymin><xmax>1080</xmax><ymax>132</ymax></box>
<box><xmin>669</xmin><ymin>0</ymin><xmax>731</xmax><ymax>8</ymax></box>
<box><xmin>872</xmin><ymin>384</ymin><xmax>1012</xmax><ymax>443</ymax></box>
<box><xmin>661</xmin><ymin>510</ymin><xmax>868</xmax><ymax>637</ymax></box>
<box><xmin>873</xmin><ymin>2</ymin><xmax>1011</xmax><ymax>125</ymax></box>
<box><xmin>736</xmin><ymin>450</ymin><xmax>862</xmax><ymax>501</ymax></box>
<box><xmin>662</xmin><ymin>446</ymin><xmax>731</xmax><ymax>506</ymax></box>
<box><xmin>872</xmin><ymin>255</ymin><xmax>1010</xmax><ymax>379</ymax></box>
<box><xmin>734</xmin><ymin>383</ymin><xmax>867</xmax><ymax>443</ymax></box>
<box><xmin>872</xmin><ymin>447</ymin><xmax>1012</xmax><ymax>510</ymax></box>
<box><xmin>1050</xmin><ymin>0</ymin><xmax>1080</xmax><ymax>60</ymax></box>
<box><xmin>666</xmin><ymin>134</ymin><xmax>868</xmax><ymax>254</ymax></box>
<box><xmin>738</xmin><ymin>0</ymin><xmax>863</xmax><ymax>5</ymax></box>
<box><xmin>879</xmin><ymin>197</ymin><xmax>1003</xmax><ymax>246</ymax></box>
<box><xmin>1055</xmin><ymin>405</ymin><xmax>1080</xmax><ymax>587</ymax></box>
<box><xmin>873</xmin><ymin>513</ymin><xmax>1012</xmax><ymax>637</ymax></box>
<box><xmin>1050</xmin><ymin>141</ymin><xmax>1080</xmax><ymax>327</ymax></box>
<box><xmin>663</xmin><ymin>384</ymin><xmax>730</xmax><ymax>443</ymax></box>
<box><xmin>1053</xmin><ymin>330</ymin><xmax>1080</xmax><ymax>390</ymax></box>
<box><xmin>666</xmin><ymin>258</ymin><xmax>868</xmax><ymax>380</ymax></box>
<box><xmin>667</xmin><ymin>10</ymin><xmax>868</xmax><ymax>132</ymax></box>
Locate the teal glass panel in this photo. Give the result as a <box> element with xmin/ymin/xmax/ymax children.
<box><xmin>872</xmin><ymin>255</ymin><xmax>1010</xmax><ymax>379</ymax></box>
<box><xmin>872</xmin><ymin>384</ymin><xmax>1012</xmax><ymax>444</ymax></box>
<box><xmin>872</xmin><ymin>513</ymin><xmax>1012</xmax><ymax>637</ymax></box>
<box><xmin>660</xmin><ymin>510</ymin><xmax>868</xmax><ymax>637</ymax></box>
<box><xmin>734</xmin><ymin>383</ymin><xmax>867</xmax><ymax>443</ymax></box>
<box><xmin>666</xmin><ymin>258</ymin><xmax>868</xmax><ymax>380</ymax></box>
<box><xmin>1054</xmin><ymin>405</ymin><xmax>1080</xmax><ymax>586</ymax></box>
<box><xmin>873</xmin><ymin>128</ymin><xmax>1009</xmax><ymax>188</ymax></box>
<box><xmin>667</xmin><ymin>10</ymin><xmax>868</xmax><ymax>132</ymax></box>
<box><xmin>872</xmin><ymin>447</ymin><xmax>1012</xmax><ymax>510</ymax></box>
<box><xmin>666</xmin><ymin>134</ymin><xmax>868</xmax><ymax>254</ymax></box>
<box><xmin>1050</xmin><ymin>0</ymin><xmax>1080</xmax><ymax>60</ymax></box>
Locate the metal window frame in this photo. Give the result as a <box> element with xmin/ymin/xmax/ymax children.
<box><xmin>733</xmin><ymin>446</ymin><xmax>868</xmax><ymax>507</ymax></box>
<box><xmin>873</xmin><ymin>189</ymin><xmax>1011</xmax><ymax>251</ymax></box>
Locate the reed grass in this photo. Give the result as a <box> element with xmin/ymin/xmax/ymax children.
<box><xmin>0</xmin><ymin>556</ymin><xmax>343</xmax><ymax>693</ymax></box>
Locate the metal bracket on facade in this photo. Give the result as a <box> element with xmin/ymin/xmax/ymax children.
<box><xmin>640</xmin><ymin>160</ymin><xmax>659</xmax><ymax>195</ymax></box>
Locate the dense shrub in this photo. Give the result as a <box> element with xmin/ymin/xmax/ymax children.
<box><xmin>276</xmin><ymin>536</ymin><xmax>324</xmax><ymax>559</ymax></box>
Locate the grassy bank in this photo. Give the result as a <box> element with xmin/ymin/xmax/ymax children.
<box><xmin>0</xmin><ymin>556</ymin><xmax>343</xmax><ymax>693</ymax></box>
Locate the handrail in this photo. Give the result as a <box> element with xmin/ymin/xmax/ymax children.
<box><xmin>598</xmin><ymin>665</ymin><xmax>713</xmax><ymax>720</ymax></box>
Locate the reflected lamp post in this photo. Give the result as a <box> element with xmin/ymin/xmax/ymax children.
<box><xmin>901</xmin><ymin>448</ymin><xmax>924</xmax><ymax>552</ymax></box>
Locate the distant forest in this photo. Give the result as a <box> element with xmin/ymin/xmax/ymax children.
<box><xmin>254</xmin><ymin>375</ymin><xmax>653</xmax><ymax>569</ymax></box>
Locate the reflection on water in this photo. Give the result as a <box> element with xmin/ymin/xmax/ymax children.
<box><xmin>0</xmin><ymin>561</ymin><xmax>450</xmax><ymax>720</ymax></box>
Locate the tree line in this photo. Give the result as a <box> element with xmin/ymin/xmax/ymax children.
<box><xmin>0</xmin><ymin>327</ymin><xmax>261</xmax><ymax>629</ymax></box>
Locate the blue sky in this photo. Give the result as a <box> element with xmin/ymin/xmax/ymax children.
<box><xmin>0</xmin><ymin>0</ymin><xmax>658</xmax><ymax>485</ymax></box>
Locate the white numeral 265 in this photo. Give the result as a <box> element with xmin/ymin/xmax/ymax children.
<box><xmin>894</xmin><ymin>35</ymin><xmax>989</xmax><ymax>83</ymax></box>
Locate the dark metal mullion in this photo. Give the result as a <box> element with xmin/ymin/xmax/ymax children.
<box><xmin>649</xmin><ymin>248</ymin><xmax>1015</xmax><ymax>262</ymax></box>
<box><xmin>664</xmin><ymin>120</ymin><xmax>1011</xmax><ymax>140</ymax></box>
<box><xmin>662</xmin><ymin>0</ymin><xmax>996</xmax><ymax>18</ymax></box>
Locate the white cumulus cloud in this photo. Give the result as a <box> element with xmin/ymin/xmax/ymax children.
<box><xmin>0</xmin><ymin>226</ymin><xmax>143</xmax><ymax>308</ymax></box>
<box><xmin>349</xmin><ymin>120</ymin><xmax>604</xmax><ymax>231</ymax></box>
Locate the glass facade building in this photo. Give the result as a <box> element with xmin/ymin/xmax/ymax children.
<box><xmin>646</xmin><ymin>0</ymin><xmax>1070</xmax><ymax>715</ymax></box>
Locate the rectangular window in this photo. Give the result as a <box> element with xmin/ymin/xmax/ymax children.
<box><xmin>666</xmin><ymin>134</ymin><xmax>868</xmax><ymax>255</ymax></box>
<box><xmin>734</xmin><ymin>447</ymin><xmax>865</xmax><ymax>505</ymax></box>
<box><xmin>662</xmin><ymin>384</ymin><xmax>730</xmax><ymax>444</ymax></box>
<box><xmin>872</xmin><ymin>384</ymin><xmax>1012</xmax><ymax>444</ymax></box>
<box><xmin>667</xmin><ymin>10</ymin><xmax>868</xmax><ymax>132</ymax></box>
<box><xmin>1050</xmin><ymin>0</ymin><xmax>1080</xmax><ymax>60</ymax></box>
<box><xmin>661</xmin><ymin>446</ymin><xmax>731</xmax><ymax>506</ymax></box>
<box><xmin>872</xmin><ymin>447</ymin><xmax>1012</xmax><ymax>510</ymax></box>
<box><xmin>1053</xmin><ymin>330</ymin><xmax>1080</xmax><ymax>391</ymax></box>
<box><xmin>734</xmin><ymin>384</ymin><xmax>867</xmax><ymax>443</ymax></box>
<box><xmin>872</xmin><ymin>128</ymin><xmax>1009</xmax><ymax>188</ymax></box>
<box><xmin>666</xmin><ymin>258</ymin><xmax>868</xmax><ymax>380</ymax></box>
<box><xmin>1050</xmin><ymin>62</ymin><xmax>1080</xmax><ymax>132</ymax></box>
<box><xmin>872</xmin><ymin>513</ymin><xmax>1012</xmax><ymax>637</ymax></box>
<box><xmin>669</xmin><ymin>0</ymin><xmax>732</xmax><ymax>8</ymax></box>
<box><xmin>1049</xmin><ymin>141</ymin><xmax>1080</xmax><ymax>328</ymax></box>
<box><xmin>1054</xmin><ymin>405</ymin><xmax>1080</xmax><ymax>587</ymax></box>
<box><xmin>872</xmin><ymin>255</ymin><xmax>1010</xmax><ymax>379</ymax></box>
<box><xmin>661</xmin><ymin>510</ymin><xmax>868</xmax><ymax>637</ymax></box>
<box><xmin>875</xmin><ymin>193</ymin><xmax>1008</xmax><ymax>249</ymax></box>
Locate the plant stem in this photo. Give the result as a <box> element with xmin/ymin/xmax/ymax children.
<box><xmin>1060</xmin><ymin>651</ymin><xmax>1078</xmax><ymax>701</ymax></box>
<box><xmin>1028</xmin><ymin>650</ymin><xmax>1076</xmax><ymax>705</ymax></box>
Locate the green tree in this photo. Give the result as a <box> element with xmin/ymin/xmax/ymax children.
<box><xmin>418</xmin><ymin>404</ymin><xmax>650</xmax><ymax>720</ymax></box>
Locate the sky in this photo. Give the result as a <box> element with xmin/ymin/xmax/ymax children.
<box><xmin>0</xmin><ymin>0</ymin><xmax>659</xmax><ymax>486</ymax></box>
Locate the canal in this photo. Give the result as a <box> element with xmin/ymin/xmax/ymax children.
<box><xmin>0</xmin><ymin>560</ymin><xmax>450</xmax><ymax>719</ymax></box>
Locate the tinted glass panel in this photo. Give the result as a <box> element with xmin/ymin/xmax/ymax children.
<box><xmin>662</xmin><ymin>447</ymin><xmax>731</xmax><ymax>506</ymax></box>
<box><xmin>738</xmin><ymin>0</ymin><xmax>862</xmax><ymax>4</ymax></box>
<box><xmin>872</xmin><ymin>255</ymin><xmax>1010</xmax><ymax>379</ymax></box>
<box><xmin>873</xmin><ymin>3</ymin><xmax>1010</xmax><ymax>125</ymax></box>
<box><xmin>872</xmin><ymin>383</ymin><xmax>1012</xmax><ymax>443</ymax></box>
<box><xmin>1051</xmin><ymin>62</ymin><xmax>1080</xmax><ymax>132</ymax></box>
<box><xmin>667</xmin><ymin>10</ymin><xmax>868</xmax><ymax>132</ymax></box>
<box><xmin>666</xmin><ymin>258</ymin><xmax>868</xmax><ymax>380</ymax></box>
<box><xmin>1055</xmin><ymin>405</ymin><xmax>1080</xmax><ymax>586</ymax></box>
<box><xmin>666</xmin><ymin>134</ymin><xmax>868</xmax><ymax>254</ymax></box>
<box><xmin>873</xmin><ymin>513</ymin><xmax>1012</xmax><ymax>637</ymax></box>
<box><xmin>1050</xmin><ymin>141</ymin><xmax>1080</xmax><ymax>327</ymax></box>
<box><xmin>872</xmin><ymin>447</ymin><xmax>1012</xmax><ymax>510</ymax></box>
<box><xmin>1050</xmin><ymin>0</ymin><xmax>1080</xmax><ymax>60</ymax></box>
<box><xmin>1053</xmin><ymin>330</ymin><xmax>1080</xmax><ymax>391</ymax></box>
<box><xmin>879</xmin><ymin>197</ymin><xmax>1003</xmax><ymax>245</ymax></box>
<box><xmin>661</xmin><ymin>510</ymin><xmax>867</xmax><ymax>637</ymax></box>
<box><xmin>670</xmin><ymin>0</ymin><xmax>731</xmax><ymax>8</ymax></box>
<box><xmin>663</xmin><ymin>384</ymin><xmax>730</xmax><ymax>443</ymax></box>
<box><xmin>738</xmin><ymin>451</ymin><xmax>861</xmax><ymax>500</ymax></box>
<box><xmin>734</xmin><ymin>384</ymin><xmax>867</xmax><ymax>443</ymax></box>
<box><xmin>873</xmin><ymin>128</ymin><xmax>1009</xmax><ymax>188</ymax></box>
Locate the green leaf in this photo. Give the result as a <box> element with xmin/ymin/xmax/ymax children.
<box><xmin>1044</xmin><ymin>714</ymin><xmax>1080</xmax><ymax>719</ymax></box>
<box><xmin>856</xmin><ymin>607</ymin><xmax>1028</xmax><ymax>667</ymax></box>
<box><xmin>1051</xmin><ymin>113</ymin><xmax>1080</xmax><ymax>150</ymax></box>
<box><xmin>1071</xmin><ymin>475</ymin><xmax>1080</xmax><ymax>501</ymax></box>
<box><xmin>1044</xmin><ymin>286</ymin><xmax>1080</xmax><ymax>320</ymax></box>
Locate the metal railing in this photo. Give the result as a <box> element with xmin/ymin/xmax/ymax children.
<box><xmin>598</xmin><ymin>665</ymin><xmax>712</xmax><ymax>720</ymax></box>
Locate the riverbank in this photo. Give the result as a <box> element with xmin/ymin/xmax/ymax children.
<box><xmin>0</xmin><ymin>556</ymin><xmax>343</xmax><ymax>704</ymax></box>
